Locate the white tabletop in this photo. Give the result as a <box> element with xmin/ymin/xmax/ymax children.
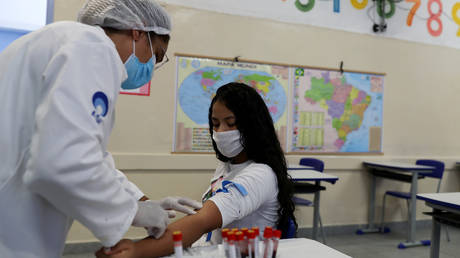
<box><xmin>363</xmin><ymin>161</ymin><xmax>435</xmax><ymax>171</ymax></box>
<box><xmin>166</xmin><ymin>238</ymin><xmax>351</xmax><ymax>258</ymax></box>
<box><xmin>288</xmin><ymin>170</ymin><xmax>338</xmax><ymax>183</ymax></box>
<box><xmin>288</xmin><ymin>164</ymin><xmax>315</xmax><ymax>170</ymax></box>
<box><xmin>417</xmin><ymin>192</ymin><xmax>460</xmax><ymax>211</ymax></box>
<box><xmin>276</xmin><ymin>238</ymin><xmax>351</xmax><ymax>258</ymax></box>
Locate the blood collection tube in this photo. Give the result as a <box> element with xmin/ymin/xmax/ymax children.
<box><xmin>241</xmin><ymin>228</ymin><xmax>249</xmax><ymax>257</ymax></box>
<box><xmin>262</xmin><ymin>227</ymin><xmax>273</xmax><ymax>258</ymax></box>
<box><xmin>251</xmin><ymin>227</ymin><xmax>260</xmax><ymax>258</ymax></box>
<box><xmin>236</xmin><ymin>231</ymin><xmax>246</xmax><ymax>258</ymax></box>
<box><xmin>272</xmin><ymin>230</ymin><xmax>281</xmax><ymax>258</ymax></box>
<box><xmin>172</xmin><ymin>231</ymin><xmax>183</xmax><ymax>258</ymax></box>
<box><xmin>247</xmin><ymin>230</ymin><xmax>256</xmax><ymax>258</ymax></box>
<box><xmin>227</xmin><ymin>231</ymin><xmax>236</xmax><ymax>258</ymax></box>
<box><xmin>222</xmin><ymin>228</ymin><xmax>230</xmax><ymax>258</ymax></box>
<box><xmin>227</xmin><ymin>231</ymin><xmax>237</xmax><ymax>258</ymax></box>
<box><xmin>241</xmin><ymin>228</ymin><xmax>249</xmax><ymax>238</ymax></box>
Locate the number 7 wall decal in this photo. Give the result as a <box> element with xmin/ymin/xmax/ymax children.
<box><xmin>406</xmin><ymin>0</ymin><xmax>420</xmax><ymax>27</ymax></box>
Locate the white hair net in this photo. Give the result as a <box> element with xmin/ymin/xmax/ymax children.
<box><xmin>77</xmin><ymin>0</ymin><xmax>171</xmax><ymax>35</ymax></box>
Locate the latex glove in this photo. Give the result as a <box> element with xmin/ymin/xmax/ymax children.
<box><xmin>132</xmin><ymin>200</ymin><xmax>169</xmax><ymax>238</ymax></box>
<box><xmin>159</xmin><ymin>196</ymin><xmax>203</xmax><ymax>218</ymax></box>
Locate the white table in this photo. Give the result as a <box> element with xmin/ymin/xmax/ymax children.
<box><xmin>166</xmin><ymin>238</ymin><xmax>351</xmax><ymax>257</ymax></box>
<box><xmin>417</xmin><ymin>192</ymin><xmax>460</xmax><ymax>258</ymax></box>
<box><xmin>287</xmin><ymin>164</ymin><xmax>315</xmax><ymax>170</ymax></box>
<box><xmin>288</xmin><ymin>169</ymin><xmax>339</xmax><ymax>184</ymax></box>
<box><xmin>287</xmin><ymin>165</ymin><xmax>339</xmax><ymax>241</ymax></box>
<box><xmin>360</xmin><ymin>161</ymin><xmax>435</xmax><ymax>248</ymax></box>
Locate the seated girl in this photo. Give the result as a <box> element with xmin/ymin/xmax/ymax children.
<box><xmin>97</xmin><ymin>82</ymin><xmax>297</xmax><ymax>257</ymax></box>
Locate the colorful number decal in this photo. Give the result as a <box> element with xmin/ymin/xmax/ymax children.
<box><xmin>334</xmin><ymin>0</ymin><xmax>340</xmax><ymax>13</ymax></box>
<box><xmin>295</xmin><ymin>0</ymin><xmax>315</xmax><ymax>12</ymax></box>
<box><xmin>405</xmin><ymin>0</ymin><xmax>421</xmax><ymax>26</ymax></box>
<box><xmin>351</xmin><ymin>0</ymin><xmax>367</xmax><ymax>10</ymax></box>
<box><xmin>452</xmin><ymin>2</ymin><xmax>460</xmax><ymax>36</ymax></box>
<box><xmin>376</xmin><ymin>0</ymin><xmax>395</xmax><ymax>18</ymax></box>
<box><xmin>427</xmin><ymin>0</ymin><xmax>443</xmax><ymax>37</ymax></box>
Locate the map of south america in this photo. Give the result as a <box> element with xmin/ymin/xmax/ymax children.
<box><xmin>292</xmin><ymin>68</ymin><xmax>383</xmax><ymax>153</ymax></box>
<box><xmin>305</xmin><ymin>77</ymin><xmax>371</xmax><ymax>150</ymax></box>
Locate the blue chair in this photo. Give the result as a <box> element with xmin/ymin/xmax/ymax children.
<box><xmin>281</xmin><ymin>217</ymin><xmax>297</xmax><ymax>239</ymax></box>
<box><xmin>292</xmin><ymin>158</ymin><xmax>327</xmax><ymax>243</ymax></box>
<box><xmin>380</xmin><ymin>159</ymin><xmax>450</xmax><ymax>241</ymax></box>
<box><xmin>300</xmin><ymin>158</ymin><xmax>324</xmax><ymax>172</ymax></box>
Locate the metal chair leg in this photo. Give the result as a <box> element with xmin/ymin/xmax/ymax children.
<box><xmin>319</xmin><ymin>213</ymin><xmax>326</xmax><ymax>244</ymax></box>
<box><xmin>405</xmin><ymin>199</ymin><xmax>412</xmax><ymax>232</ymax></box>
<box><xmin>444</xmin><ymin>225</ymin><xmax>450</xmax><ymax>242</ymax></box>
<box><xmin>406</xmin><ymin>199</ymin><xmax>411</xmax><ymax>220</ymax></box>
<box><xmin>380</xmin><ymin>194</ymin><xmax>387</xmax><ymax>231</ymax></box>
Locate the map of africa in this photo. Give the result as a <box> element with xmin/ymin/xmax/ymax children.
<box><xmin>292</xmin><ymin>68</ymin><xmax>383</xmax><ymax>153</ymax></box>
<box><xmin>175</xmin><ymin>57</ymin><xmax>289</xmax><ymax>152</ymax></box>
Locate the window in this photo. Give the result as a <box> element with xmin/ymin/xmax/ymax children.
<box><xmin>0</xmin><ymin>0</ymin><xmax>53</xmax><ymax>52</ymax></box>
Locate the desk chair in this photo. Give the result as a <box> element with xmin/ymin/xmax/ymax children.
<box><xmin>292</xmin><ymin>158</ymin><xmax>327</xmax><ymax>243</ymax></box>
<box><xmin>282</xmin><ymin>217</ymin><xmax>297</xmax><ymax>239</ymax></box>
<box><xmin>380</xmin><ymin>159</ymin><xmax>450</xmax><ymax>241</ymax></box>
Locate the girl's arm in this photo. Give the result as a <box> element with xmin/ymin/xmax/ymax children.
<box><xmin>104</xmin><ymin>200</ymin><xmax>222</xmax><ymax>258</ymax></box>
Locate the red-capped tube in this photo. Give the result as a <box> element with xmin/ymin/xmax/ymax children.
<box><xmin>241</xmin><ymin>228</ymin><xmax>249</xmax><ymax>237</ymax></box>
<box><xmin>272</xmin><ymin>230</ymin><xmax>281</xmax><ymax>258</ymax></box>
<box><xmin>227</xmin><ymin>232</ymin><xmax>237</xmax><ymax>258</ymax></box>
<box><xmin>251</xmin><ymin>227</ymin><xmax>260</xmax><ymax>258</ymax></box>
<box><xmin>241</xmin><ymin>228</ymin><xmax>249</xmax><ymax>257</ymax></box>
<box><xmin>172</xmin><ymin>231</ymin><xmax>183</xmax><ymax>258</ymax></box>
<box><xmin>236</xmin><ymin>231</ymin><xmax>247</xmax><ymax>258</ymax></box>
<box><xmin>252</xmin><ymin>227</ymin><xmax>260</xmax><ymax>237</ymax></box>
<box><xmin>262</xmin><ymin>227</ymin><xmax>273</xmax><ymax>258</ymax></box>
<box><xmin>222</xmin><ymin>228</ymin><xmax>230</xmax><ymax>258</ymax></box>
<box><xmin>247</xmin><ymin>230</ymin><xmax>256</xmax><ymax>258</ymax></box>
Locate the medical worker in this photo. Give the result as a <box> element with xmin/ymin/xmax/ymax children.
<box><xmin>0</xmin><ymin>1</ymin><xmax>201</xmax><ymax>257</ymax></box>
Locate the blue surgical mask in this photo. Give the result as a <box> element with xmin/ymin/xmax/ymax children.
<box><xmin>121</xmin><ymin>32</ymin><xmax>156</xmax><ymax>90</ymax></box>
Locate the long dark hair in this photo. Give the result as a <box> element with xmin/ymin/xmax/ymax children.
<box><xmin>208</xmin><ymin>82</ymin><xmax>297</xmax><ymax>236</ymax></box>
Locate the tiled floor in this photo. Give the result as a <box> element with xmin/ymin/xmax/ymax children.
<box><xmin>63</xmin><ymin>225</ymin><xmax>459</xmax><ymax>258</ymax></box>
<box><xmin>327</xmin><ymin>226</ymin><xmax>459</xmax><ymax>258</ymax></box>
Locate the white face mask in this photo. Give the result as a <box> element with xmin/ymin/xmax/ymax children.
<box><xmin>212</xmin><ymin>130</ymin><xmax>244</xmax><ymax>158</ymax></box>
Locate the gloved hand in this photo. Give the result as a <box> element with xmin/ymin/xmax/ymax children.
<box><xmin>132</xmin><ymin>200</ymin><xmax>169</xmax><ymax>239</ymax></box>
<box><xmin>159</xmin><ymin>196</ymin><xmax>203</xmax><ymax>218</ymax></box>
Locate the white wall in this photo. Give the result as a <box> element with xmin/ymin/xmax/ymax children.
<box><xmin>53</xmin><ymin>0</ymin><xmax>460</xmax><ymax>243</ymax></box>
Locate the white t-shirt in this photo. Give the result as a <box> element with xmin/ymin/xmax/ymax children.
<box><xmin>202</xmin><ymin>160</ymin><xmax>279</xmax><ymax>243</ymax></box>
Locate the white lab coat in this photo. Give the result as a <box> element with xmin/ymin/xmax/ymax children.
<box><xmin>0</xmin><ymin>21</ymin><xmax>144</xmax><ymax>258</ymax></box>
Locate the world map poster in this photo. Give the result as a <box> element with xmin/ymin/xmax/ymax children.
<box><xmin>174</xmin><ymin>56</ymin><xmax>289</xmax><ymax>152</ymax></box>
<box><xmin>291</xmin><ymin>67</ymin><xmax>383</xmax><ymax>153</ymax></box>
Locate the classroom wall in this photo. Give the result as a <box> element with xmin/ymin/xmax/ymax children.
<box><xmin>54</xmin><ymin>0</ymin><xmax>460</xmax><ymax>243</ymax></box>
